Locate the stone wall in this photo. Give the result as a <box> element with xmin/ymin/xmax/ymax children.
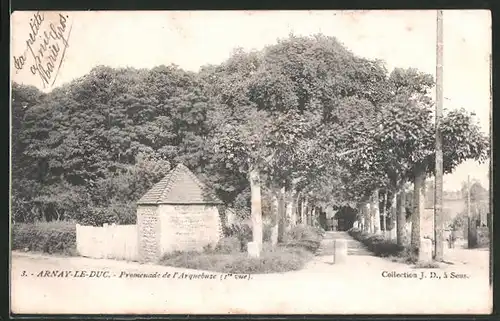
<box><xmin>137</xmin><ymin>205</ymin><xmax>161</xmax><ymax>262</ymax></box>
<box><xmin>159</xmin><ymin>205</ymin><xmax>222</xmax><ymax>253</ymax></box>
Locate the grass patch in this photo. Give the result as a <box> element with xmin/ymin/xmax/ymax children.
<box><xmin>413</xmin><ymin>261</ymin><xmax>441</xmax><ymax>269</ymax></box>
<box><xmin>12</xmin><ymin>221</ymin><xmax>78</xmax><ymax>256</ymax></box>
<box><xmin>159</xmin><ymin>225</ymin><xmax>323</xmax><ymax>274</ymax></box>
<box><xmin>160</xmin><ymin>245</ymin><xmax>313</xmax><ymax>274</ymax></box>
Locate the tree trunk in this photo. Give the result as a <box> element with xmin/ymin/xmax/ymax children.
<box><xmin>381</xmin><ymin>191</ymin><xmax>387</xmax><ymax>232</ymax></box>
<box><xmin>411</xmin><ymin>164</ymin><xmax>426</xmax><ymax>251</ymax></box>
<box><xmin>290</xmin><ymin>189</ymin><xmax>298</xmax><ymax>227</ymax></box>
<box><xmin>371</xmin><ymin>189</ymin><xmax>381</xmax><ymax>234</ymax></box>
<box><xmin>285</xmin><ymin>196</ymin><xmax>293</xmax><ymax>226</ymax></box>
<box><xmin>249</xmin><ymin>167</ymin><xmax>263</xmax><ymax>254</ymax></box>
<box><xmin>278</xmin><ymin>186</ymin><xmax>287</xmax><ymax>243</ymax></box>
<box><xmin>357</xmin><ymin>204</ymin><xmax>364</xmax><ymax>230</ymax></box>
<box><xmin>302</xmin><ymin>197</ymin><xmax>308</xmax><ymax>225</ymax></box>
<box><xmin>313</xmin><ymin>207</ymin><xmax>319</xmax><ymax>227</ymax></box>
<box><xmin>270</xmin><ymin>187</ymin><xmax>279</xmax><ymax>246</ymax></box>
<box><xmin>365</xmin><ymin>202</ymin><xmax>372</xmax><ymax>233</ymax></box>
<box><xmin>361</xmin><ymin>203</ymin><xmax>367</xmax><ymax>231</ymax></box>
<box><xmin>390</xmin><ymin>193</ymin><xmax>397</xmax><ymax>240</ymax></box>
<box><xmin>396</xmin><ymin>190</ymin><xmax>407</xmax><ymax>246</ymax></box>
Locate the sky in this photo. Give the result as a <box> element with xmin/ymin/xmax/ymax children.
<box><xmin>11</xmin><ymin>10</ymin><xmax>492</xmax><ymax>192</ymax></box>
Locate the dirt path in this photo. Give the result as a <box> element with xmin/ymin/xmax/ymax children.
<box><xmin>10</xmin><ymin>232</ymin><xmax>491</xmax><ymax>315</ymax></box>
<box><xmin>317</xmin><ymin>231</ymin><xmax>374</xmax><ymax>256</ymax></box>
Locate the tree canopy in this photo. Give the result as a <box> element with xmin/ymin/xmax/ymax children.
<box><xmin>11</xmin><ymin>34</ymin><xmax>489</xmax><ymax>229</ymax></box>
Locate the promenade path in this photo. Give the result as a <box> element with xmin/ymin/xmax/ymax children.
<box><xmin>11</xmin><ymin>231</ymin><xmax>491</xmax><ymax>314</ymax></box>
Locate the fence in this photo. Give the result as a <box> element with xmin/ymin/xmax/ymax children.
<box><xmin>76</xmin><ymin>223</ymin><xmax>139</xmax><ymax>261</ymax></box>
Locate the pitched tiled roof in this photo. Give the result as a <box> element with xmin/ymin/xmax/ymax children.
<box><xmin>137</xmin><ymin>164</ymin><xmax>223</xmax><ymax>205</ymax></box>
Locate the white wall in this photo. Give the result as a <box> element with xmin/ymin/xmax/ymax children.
<box><xmin>76</xmin><ymin>224</ymin><xmax>139</xmax><ymax>261</ymax></box>
<box><xmin>158</xmin><ymin>204</ymin><xmax>222</xmax><ymax>254</ymax></box>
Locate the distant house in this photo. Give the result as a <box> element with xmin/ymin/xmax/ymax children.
<box><xmin>443</xmin><ymin>199</ymin><xmax>466</xmax><ymax>220</ymax></box>
<box><xmin>136</xmin><ymin>163</ymin><xmax>224</xmax><ymax>262</ymax></box>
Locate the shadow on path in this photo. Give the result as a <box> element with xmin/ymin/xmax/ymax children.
<box><xmin>316</xmin><ymin>231</ymin><xmax>373</xmax><ymax>256</ymax></box>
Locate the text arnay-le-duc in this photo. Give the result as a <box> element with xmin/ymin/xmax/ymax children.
<box><xmin>29</xmin><ymin>270</ymin><xmax>111</xmax><ymax>278</ymax></box>
<box><xmin>381</xmin><ymin>271</ymin><xmax>469</xmax><ymax>280</ymax></box>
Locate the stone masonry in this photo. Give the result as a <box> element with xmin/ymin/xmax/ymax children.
<box><xmin>136</xmin><ymin>206</ymin><xmax>161</xmax><ymax>263</ymax></box>
<box><xmin>136</xmin><ymin>163</ymin><xmax>224</xmax><ymax>262</ymax></box>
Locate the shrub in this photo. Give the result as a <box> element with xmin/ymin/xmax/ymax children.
<box><xmin>283</xmin><ymin>239</ymin><xmax>321</xmax><ymax>253</ymax></box>
<box><xmin>78</xmin><ymin>207</ymin><xmax>117</xmax><ymax>227</ymax></box>
<box><xmin>223</xmin><ymin>223</ymin><xmax>253</xmax><ymax>250</ymax></box>
<box><xmin>12</xmin><ymin>221</ymin><xmax>78</xmax><ymax>256</ymax></box>
<box><xmin>281</xmin><ymin>225</ymin><xmax>324</xmax><ymax>253</ymax></box>
<box><xmin>214</xmin><ymin>236</ymin><xmax>242</xmax><ymax>254</ymax></box>
<box><xmin>286</xmin><ymin>224</ymin><xmax>324</xmax><ymax>243</ymax></box>
<box><xmin>222</xmin><ymin>222</ymin><xmax>278</xmax><ymax>251</ymax></box>
<box><xmin>263</xmin><ymin>223</ymin><xmax>273</xmax><ymax>242</ymax></box>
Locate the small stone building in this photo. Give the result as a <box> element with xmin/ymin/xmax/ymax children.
<box><xmin>136</xmin><ymin>163</ymin><xmax>224</xmax><ymax>262</ymax></box>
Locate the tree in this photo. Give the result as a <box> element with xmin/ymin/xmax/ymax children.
<box><xmin>342</xmin><ymin>66</ymin><xmax>488</xmax><ymax>252</ymax></box>
<box><xmin>11</xmin><ymin>83</ymin><xmax>46</xmax><ymax>223</ymax></box>
<box><xmin>12</xmin><ymin>64</ymin><xmax>215</xmax><ymax>224</ymax></box>
<box><xmin>202</xmin><ymin>48</ymin><xmax>271</xmax><ymax>253</ymax></box>
<box><xmin>12</xmin><ymin>33</ymin><xmax>490</xmax><ymax>255</ymax></box>
<box><xmin>205</xmin><ymin>35</ymin><xmax>390</xmax><ymax>247</ymax></box>
<box><xmin>460</xmin><ymin>180</ymin><xmax>489</xmax><ymax>224</ymax></box>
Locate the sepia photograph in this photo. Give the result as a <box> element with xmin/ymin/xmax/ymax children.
<box><xmin>10</xmin><ymin>10</ymin><xmax>492</xmax><ymax>315</ymax></box>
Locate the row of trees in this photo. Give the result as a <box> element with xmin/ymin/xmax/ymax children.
<box><xmin>11</xmin><ymin>34</ymin><xmax>489</xmax><ymax>255</ymax></box>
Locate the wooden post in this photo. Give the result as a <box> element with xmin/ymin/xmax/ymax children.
<box><xmin>333</xmin><ymin>239</ymin><xmax>348</xmax><ymax>264</ymax></box>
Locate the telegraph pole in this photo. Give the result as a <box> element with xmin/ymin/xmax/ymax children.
<box><xmin>434</xmin><ymin>9</ymin><xmax>444</xmax><ymax>261</ymax></box>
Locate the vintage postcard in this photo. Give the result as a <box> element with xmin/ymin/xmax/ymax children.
<box><xmin>10</xmin><ymin>10</ymin><xmax>492</xmax><ymax>315</ymax></box>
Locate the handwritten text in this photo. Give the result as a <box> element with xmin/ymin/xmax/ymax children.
<box><xmin>13</xmin><ymin>12</ymin><xmax>72</xmax><ymax>88</ymax></box>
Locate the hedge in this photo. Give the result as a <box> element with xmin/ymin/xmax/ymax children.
<box><xmin>348</xmin><ymin>227</ymin><xmax>407</xmax><ymax>257</ymax></box>
<box><xmin>12</xmin><ymin>221</ymin><xmax>78</xmax><ymax>256</ymax></box>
